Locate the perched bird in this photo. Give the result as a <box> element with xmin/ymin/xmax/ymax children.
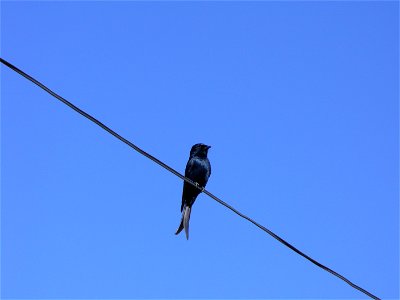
<box><xmin>175</xmin><ymin>143</ymin><xmax>212</xmax><ymax>240</ymax></box>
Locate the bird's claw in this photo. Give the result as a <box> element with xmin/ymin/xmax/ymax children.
<box><xmin>194</xmin><ymin>182</ymin><xmax>204</xmax><ymax>192</ymax></box>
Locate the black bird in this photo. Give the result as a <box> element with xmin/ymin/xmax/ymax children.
<box><xmin>175</xmin><ymin>143</ymin><xmax>211</xmax><ymax>240</ymax></box>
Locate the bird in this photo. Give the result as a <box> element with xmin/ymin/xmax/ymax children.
<box><xmin>175</xmin><ymin>143</ymin><xmax>211</xmax><ymax>240</ymax></box>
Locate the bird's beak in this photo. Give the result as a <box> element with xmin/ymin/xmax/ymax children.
<box><xmin>206</xmin><ymin>145</ymin><xmax>211</xmax><ymax>149</ymax></box>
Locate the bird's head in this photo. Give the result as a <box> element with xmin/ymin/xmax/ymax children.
<box><xmin>190</xmin><ymin>143</ymin><xmax>211</xmax><ymax>158</ymax></box>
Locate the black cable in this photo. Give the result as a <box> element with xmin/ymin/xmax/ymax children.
<box><xmin>0</xmin><ymin>57</ymin><xmax>380</xmax><ymax>300</ymax></box>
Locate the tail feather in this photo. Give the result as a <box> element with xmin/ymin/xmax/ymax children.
<box><xmin>175</xmin><ymin>205</ymin><xmax>191</xmax><ymax>240</ymax></box>
<box><xmin>183</xmin><ymin>206</ymin><xmax>191</xmax><ymax>239</ymax></box>
<box><xmin>175</xmin><ymin>219</ymin><xmax>184</xmax><ymax>235</ymax></box>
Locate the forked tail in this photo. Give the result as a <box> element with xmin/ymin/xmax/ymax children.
<box><xmin>175</xmin><ymin>205</ymin><xmax>192</xmax><ymax>240</ymax></box>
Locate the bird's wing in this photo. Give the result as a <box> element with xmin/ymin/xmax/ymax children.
<box><xmin>181</xmin><ymin>158</ymin><xmax>195</xmax><ymax>211</ymax></box>
<box><xmin>184</xmin><ymin>157</ymin><xmax>196</xmax><ymax>177</ymax></box>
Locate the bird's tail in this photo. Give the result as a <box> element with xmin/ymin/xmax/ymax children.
<box><xmin>175</xmin><ymin>205</ymin><xmax>191</xmax><ymax>240</ymax></box>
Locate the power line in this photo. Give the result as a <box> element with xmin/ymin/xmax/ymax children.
<box><xmin>1</xmin><ymin>57</ymin><xmax>380</xmax><ymax>300</ymax></box>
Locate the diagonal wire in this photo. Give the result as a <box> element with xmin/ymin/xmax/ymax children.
<box><xmin>0</xmin><ymin>57</ymin><xmax>380</xmax><ymax>300</ymax></box>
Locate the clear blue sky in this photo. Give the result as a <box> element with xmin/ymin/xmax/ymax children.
<box><xmin>1</xmin><ymin>1</ymin><xmax>398</xmax><ymax>299</ymax></box>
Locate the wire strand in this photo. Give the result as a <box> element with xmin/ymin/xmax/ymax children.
<box><xmin>0</xmin><ymin>57</ymin><xmax>380</xmax><ymax>300</ymax></box>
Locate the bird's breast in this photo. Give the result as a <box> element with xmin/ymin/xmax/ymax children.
<box><xmin>188</xmin><ymin>158</ymin><xmax>211</xmax><ymax>184</ymax></box>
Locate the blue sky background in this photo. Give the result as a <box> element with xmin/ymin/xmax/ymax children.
<box><xmin>1</xmin><ymin>1</ymin><xmax>398</xmax><ymax>299</ymax></box>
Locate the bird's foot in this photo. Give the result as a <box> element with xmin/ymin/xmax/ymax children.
<box><xmin>194</xmin><ymin>182</ymin><xmax>203</xmax><ymax>191</ymax></box>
